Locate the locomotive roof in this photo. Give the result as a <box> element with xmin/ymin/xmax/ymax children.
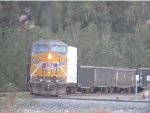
<box><xmin>79</xmin><ymin>66</ymin><xmax>136</xmax><ymax>71</ymax></box>
<box><xmin>32</xmin><ymin>39</ymin><xmax>68</xmax><ymax>46</ymax></box>
<box><xmin>138</xmin><ymin>68</ymin><xmax>150</xmax><ymax>70</ymax></box>
<box><xmin>115</xmin><ymin>68</ymin><xmax>136</xmax><ymax>71</ymax></box>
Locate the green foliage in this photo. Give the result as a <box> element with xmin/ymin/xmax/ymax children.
<box><xmin>1</xmin><ymin>83</ymin><xmax>18</xmax><ymax>92</ymax></box>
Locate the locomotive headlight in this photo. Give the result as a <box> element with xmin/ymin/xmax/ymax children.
<box><xmin>48</xmin><ymin>54</ymin><xmax>52</xmax><ymax>60</ymax></box>
<box><xmin>56</xmin><ymin>79</ymin><xmax>59</xmax><ymax>83</ymax></box>
<box><xmin>47</xmin><ymin>80</ymin><xmax>51</xmax><ymax>83</ymax></box>
<box><xmin>40</xmin><ymin>79</ymin><xmax>43</xmax><ymax>82</ymax></box>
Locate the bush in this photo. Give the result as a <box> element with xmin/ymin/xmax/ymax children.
<box><xmin>1</xmin><ymin>83</ymin><xmax>18</xmax><ymax>93</ymax></box>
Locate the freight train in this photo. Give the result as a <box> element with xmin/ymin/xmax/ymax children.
<box><xmin>26</xmin><ymin>39</ymin><xmax>150</xmax><ymax>96</ymax></box>
<box><xmin>26</xmin><ymin>39</ymin><xmax>77</xmax><ymax>96</ymax></box>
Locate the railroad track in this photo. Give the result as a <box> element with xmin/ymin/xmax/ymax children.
<box><xmin>61</xmin><ymin>97</ymin><xmax>149</xmax><ymax>103</ymax></box>
<box><xmin>0</xmin><ymin>92</ymin><xmax>149</xmax><ymax>103</ymax></box>
<box><xmin>30</xmin><ymin>94</ymin><xmax>149</xmax><ymax>103</ymax></box>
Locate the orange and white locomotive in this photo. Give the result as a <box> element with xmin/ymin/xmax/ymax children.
<box><xmin>27</xmin><ymin>39</ymin><xmax>77</xmax><ymax>96</ymax></box>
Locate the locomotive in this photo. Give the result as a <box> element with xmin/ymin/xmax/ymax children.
<box><xmin>26</xmin><ymin>39</ymin><xmax>77</xmax><ymax>96</ymax></box>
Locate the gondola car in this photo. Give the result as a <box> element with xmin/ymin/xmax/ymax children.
<box><xmin>77</xmin><ymin>66</ymin><xmax>114</xmax><ymax>93</ymax></box>
<box><xmin>113</xmin><ymin>68</ymin><xmax>136</xmax><ymax>93</ymax></box>
<box><xmin>77</xmin><ymin>66</ymin><xmax>136</xmax><ymax>93</ymax></box>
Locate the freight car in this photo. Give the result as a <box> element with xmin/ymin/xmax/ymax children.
<box><xmin>77</xmin><ymin>66</ymin><xmax>95</xmax><ymax>93</ymax></box>
<box><xmin>77</xmin><ymin>66</ymin><xmax>136</xmax><ymax>93</ymax></box>
<box><xmin>77</xmin><ymin>66</ymin><xmax>114</xmax><ymax>93</ymax></box>
<box><xmin>113</xmin><ymin>68</ymin><xmax>136</xmax><ymax>93</ymax></box>
<box><xmin>26</xmin><ymin>39</ymin><xmax>77</xmax><ymax>96</ymax></box>
<box><xmin>136</xmin><ymin>68</ymin><xmax>150</xmax><ymax>92</ymax></box>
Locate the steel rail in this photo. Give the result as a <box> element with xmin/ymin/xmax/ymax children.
<box><xmin>31</xmin><ymin>95</ymin><xmax>149</xmax><ymax>103</ymax></box>
<box><xmin>0</xmin><ymin>92</ymin><xmax>149</xmax><ymax>103</ymax></box>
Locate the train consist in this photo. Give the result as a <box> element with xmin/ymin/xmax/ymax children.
<box><xmin>77</xmin><ymin>66</ymin><xmax>135</xmax><ymax>93</ymax></box>
<box><xmin>27</xmin><ymin>39</ymin><xmax>77</xmax><ymax>96</ymax></box>
<box><xmin>77</xmin><ymin>66</ymin><xmax>150</xmax><ymax>93</ymax></box>
<box><xmin>26</xmin><ymin>39</ymin><xmax>150</xmax><ymax>95</ymax></box>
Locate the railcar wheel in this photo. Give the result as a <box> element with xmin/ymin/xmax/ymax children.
<box><xmin>89</xmin><ymin>87</ymin><xmax>93</xmax><ymax>93</ymax></box>
<box><xmin>127</xmin><ymin>87</ymin><xmax>132</xmax><ymax>93</ymax></box>
<box><xmin>109</xmin><ymin>87</ymin><xmax>114</xmax><ymax>93</ymax></box>
<box><xmin>86</xmin><ymin>88</ymin><xmax>90</xmax><ymax>93</ymax></box>
<box><xmin>104</xmin><ymin>88</ymin><xmax>109</xmax><ymax>93</ymax></box>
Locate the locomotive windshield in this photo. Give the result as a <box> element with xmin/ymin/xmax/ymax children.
<box><xmin>51</xmin><ymin>45</ymin><xmax>67</xmax><ymax>53</ymax></box>
<box><xmin>32</xmin><ymin>45</ymin><xmax>49</xmax><ymax>52</ymax></box>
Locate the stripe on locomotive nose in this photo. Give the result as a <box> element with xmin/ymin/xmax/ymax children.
<box><xmin>30</xmin><ymin>52</ymin><xmax>67</xmax><ymax>77</ymax></box>
<box><xmin>39</xmin><ymin>61</ymin><xmax>66</xmax><ymax>70</ymax></box>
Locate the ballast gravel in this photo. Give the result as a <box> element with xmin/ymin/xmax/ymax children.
<box><xmin>17</xmin><ymin>98</ymin><xmax>150</xmax><ymax>113</ymax></box>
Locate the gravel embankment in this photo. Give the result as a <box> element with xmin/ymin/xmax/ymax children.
<box><xmin>17</xmin><ymin>97</ymin><xmax>150</xmax><ymax>113</ymax></box>
<box><xmin>1</xmin><ymin>93</ymin><xmax>150</xmax><ymax>113</ymax></box>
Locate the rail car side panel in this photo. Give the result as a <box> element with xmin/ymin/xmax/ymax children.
<box><xmin>114</xmin><ymin>69</ymin><xmax>135</xmax><ymax>88</ymax></box>
<box><xmin>77</xmin><ymin>66</ymin><xmax>95</xmax><ymax>88</ymax></box>
<box><xmin>95</xmin><ymin>67</ymin><xmax>114</xmax><ymax>87</ymax></box>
